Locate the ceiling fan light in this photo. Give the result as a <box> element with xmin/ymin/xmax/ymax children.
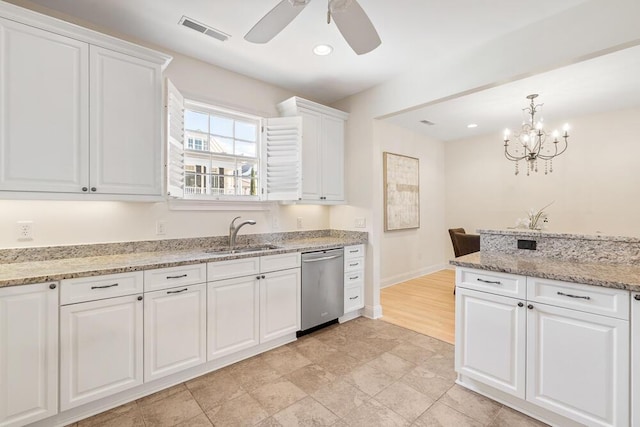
<box><xmin>329</xmin><ymin>0</ymin><xmax>354</xmax><ymax>13</ymax></box>
<box><xmin>313</xmin><ymin>44</ymin><xmax>333</xmax><ymax>56</ymax></box>
<box><xmin>288</xmin><ymin>0</ymin><xmax>311</xmax><ymax>6</ymax></box>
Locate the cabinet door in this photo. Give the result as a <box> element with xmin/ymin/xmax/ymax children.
<box><xmin>144</xmin><ymin>284</ymin><xmax>206</xmax><ymax>382</ymax></box>
<box><xmin>299</xmin><ymin>109</ymin><xmax>323</xmax><ymax>200</ymax></box>
<box><xmin>208</xmin><ymin>276</ymin><xmax>260</xmax><ymax>360</ymax></box>
<box><xmin>260</xmin><ymin>268</ymin><xmax>301</xmax><ymax>342</ymax></box>
<box><xmin>632</xmin><ymin>293</ymin><xmax>640</xmax><ymax>427</ymax></box>
<box><xmin>526</xmin><ymin>302</ymin><xmax>629</xmax><ymax>427</ymax></box>
<box><xmin>0</xmin><ymin>18</ymin><xmax>89</xmax><ymax>193</ymax></box>
<box><xmin>90</xmin><ymin>46</ymin><xmax>162</xmax><ymax>195</ymax></box>
<box><xmin>455</xmin><ymin>287</ymin><xmax>526</xmax><ymax>398</ymax></box>
<box><xmin>60</xmin><ymin>294</ymin><xmax>143</xmax><ymax>411</ymax></box>
<box><xmin>321</xmin><ymin>115</ymin><xmax>345</xmax><ymax>201</ymax></box>
<box><xmin>0</xmin><ymin>283</ymin><xmax>58</xmax><ymax>427</ymax></box>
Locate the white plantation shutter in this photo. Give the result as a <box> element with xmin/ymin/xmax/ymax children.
<box><xmin>166</xmin><ymin>79</ymin><xmax>185</xmax><ymax>198</ymax></box>
<box><xmin>262</xmin><ymin>117</ymin><xmax>302</xmax><ymax>201</ymax></box>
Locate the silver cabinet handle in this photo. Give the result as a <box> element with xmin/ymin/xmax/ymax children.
<box><xmin>635</xmin><ymin>294</ymin><xmax>640</xmax><ymax>301</ymax></box>
<box><xmin>166</xmin><ymin>274</ymin><xmax>188</xmax><ymax>279</ymax></box>
<box><xmin>167</xmin><ymin>288</ymin><xmax>188</xmax><ymax>294</ymax></box>
<box><xmin>349</xmin><ymin>250</ymin><xmax>359</xmax><ymax>253</ymax></box>
<box><xmin>349</xmin><ymin>263</ymin><xmax>358</xmax><ymax>267</ymax></box>
<box><xmin>302</xmin><ymin>255</ymin><xmax>342</xmax><ymax>263</ymax></box>
<box><xmin>349</xmin><ymin>296</ymin><xmax>359</xmax><ymax>300</ymax></box>
<box><xmin>477</xmin><ymin>278</ymin><xmax>502</xmax><ymax>285</ymax></box>
<box><xmin>349</xmin><ymin>276</ymin><xmax>360</xmax><ymax>280</ymax></box>
<box><xmin>91</xmin><ymin>283</ymin><xmax>118</xmax><ymax>289</ymax></box>
<box><xmin>557</xmin><ymin>291</ymin><xmax>591</xmax><ymax>300</ymax></box>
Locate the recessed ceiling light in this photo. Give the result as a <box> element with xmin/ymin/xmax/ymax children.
<box><xmin>467</xmin><ymin>123</ymin><xmax>478</xmax><ymax>128</ymax></box>
<box><xmin>313</xmin><ymin>44</ymin><xmax>333</xmax><ymax>56</ymax></box>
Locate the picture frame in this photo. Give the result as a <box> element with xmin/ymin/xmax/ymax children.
<box><xmin>383</xmin><ymin>152</ymin><xmax>420</xmax><ymax>231</ymax></box>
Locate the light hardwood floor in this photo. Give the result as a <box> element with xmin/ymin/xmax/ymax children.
<box><xmin>380</xmin><ymin>269</ymin><xmax>456</xmax><ymax>344</ymax></box>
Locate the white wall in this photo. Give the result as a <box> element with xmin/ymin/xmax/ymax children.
<box><xmin>444</xmin><ymin>107</ymin><xmax>640</xmax><ymax>245</ymax></box>
<box><xmin>376</xmin><ymin>121</ymin><xmax>447</xmax><ymax>287</ymax></box>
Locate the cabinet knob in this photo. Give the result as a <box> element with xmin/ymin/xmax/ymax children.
<box><xmin>137</xmin><ymin>296</ymin><xmax>143</xmax><ymax>301</ymax></box>
<box><xmin>635</xmin><ymin>294</ymin><xmax>640</xmax><ymax>301</ymax></box>
<box><xmin>517</xmin><ymin>302</ymin><xmax>524</xmax><ymax>307</ymax></box>
<box><xmin>527</xmin><ymin>304</ymin><xmax>534</xmax><ymax>310</ymax></box>
<box><xmin>49</xmin><ymin>283</ymin><xmax>57</xmax><ymax>290</ymax></box>
<box><xmin>256</xmin><ymin>276</ymin><xmax>261</xmax><ymax>280</ymax></box>
<box><xmin>82</xmin><ymin>187</ymin><xmax>88</xmax><ymax>192</ymax></box>
<box><xmin>261</xmin><ymin>275</ymin><xmax>266</xmax><ymax>279</ymax></box>
<box><xmin>91</xmin><ymin>187</ymin><xmax>97</xmax><ymax>192</ymax></box>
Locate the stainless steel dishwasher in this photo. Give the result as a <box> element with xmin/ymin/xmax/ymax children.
<box><xmin>300</xmin><ymin>248</ymin><xmax>344</xmax><ymax>333</ymax></box>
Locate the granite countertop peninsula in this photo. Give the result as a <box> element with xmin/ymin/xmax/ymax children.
<box><xmin>450</xmin><ymin>251</ymin><xmax>640</xmax><ymax>292</ymax></box>
<box><xmin>0</xmin><ymin>230</ymin><xmax>367</xmax><ymax>288</ymax></box>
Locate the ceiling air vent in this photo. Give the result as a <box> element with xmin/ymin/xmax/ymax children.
<box><xmin>420</xmin><ymin>120</ymin><xmax>435</xmax><ymax>126</ymax></box>
<box><xmin>179</xmin><ymin>16</ymin><xmax>230</xmax><ymax>42</ymax></box>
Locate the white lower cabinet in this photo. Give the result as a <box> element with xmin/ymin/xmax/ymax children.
<box><xmin>343</xmin><ymin>244</ymin><xmax>365</xmax><ymax>314</ymax></box>
<box><xmin>60</xmin><ymin>293</ymin><xmax>143</xmax><ymax>411</ymax></box>
<box><xmin>455</xmin><ymin>267</ymin><xmax>631</xmax><ymax>427</ymax></box>
<box><xmin>526</xmin><ymin>301</ymin><xmax>629</xmax><ymax>427</ymax></box>
<box><xmin>455</xmin><ymin>287</ymin><xmax>526</xmax><ymax>398</ymax></box>
<box><xmin>208</xmin><ymin>276</ymin><xmax>260</xmax><ymax>360</ymax></box>
<box><xmin>260</xmin><ymin>268</ymin><xmax>301</xmax><ymax>342</ymax></box>
<box><xmin>0</xmin><ymin>283</ymin><xmax>58</xmax><ymax>427</ymax></box>
<box><xmin>632</xmin><ymin>292</ymin><xmax>640</xmax><ymax>427</ymax></box>
<box><xmin>207</xmin><ymin>254</ymin><xmax>301</xmax><ymax>360</ymax></box>
<box><xmin>144</xmin><ymin>284</ymin><xmax>206</xmax><ymax>382</ymax></box>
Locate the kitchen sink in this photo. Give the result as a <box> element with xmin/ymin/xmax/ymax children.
<box><xmin>205</xmin><ymin>244</ymin><xmax>281</xmax><ymax>255</ymax></box>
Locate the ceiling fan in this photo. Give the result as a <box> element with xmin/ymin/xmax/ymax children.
<box><xmin>244</xmin><ymin>0</ymin><xmax>381</xmax><ymax>55</ymax></box>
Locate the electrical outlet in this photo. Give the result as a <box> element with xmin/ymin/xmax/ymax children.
<box><xmin>272</xmin><ymin>216</ymin><xmax>280</xmax><ymax>230</ymax></box>
<box><xmin>296</xmin><ymin>217</ymin><xmax>303</xmax><ymax>229</ymax></box>
<box><xmin>354</xmin><ymin>217</ymin><xmax>366</xmax><ymax>228</ymax></box>
<box><xmin>17</xmin><ymin>221</ymin><xmax>33</xmax><ymax>241</ymax></box>
<box><xmin>156</xmin><ymin>220</ymin><xmax>167</xmax><ymax>235</ymax></box>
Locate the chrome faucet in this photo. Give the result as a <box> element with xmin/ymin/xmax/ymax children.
<box><xmin>229</xmin><ymin>216</ymin><xmax>256</xmax><ymax>250</ymax></box>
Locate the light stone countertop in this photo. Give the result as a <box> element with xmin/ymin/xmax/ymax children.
<box><xmin>450</xmin><ymin>251</ymin><xmax>640</xmax><ymax>292</ymax></box>
<box><xmin>0</xmin><ymin>236</ymin><xmax>366</xmax><ymax>288</ymax></box>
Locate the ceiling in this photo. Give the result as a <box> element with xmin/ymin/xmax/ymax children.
<box><xmin>17</xmin><ymin>0</ymin><xmax>587</xmax><ymax>104</ymax></box>
<box><xmin>385</xmin><ymin>44</ymin><xmax>640</xmax><ymax>141</ymax></box>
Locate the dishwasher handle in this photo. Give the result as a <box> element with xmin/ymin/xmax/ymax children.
<box><xmin>302</xmin><ymin>254</ymin><xmax>343</xmax><ymax>263</ymax></box>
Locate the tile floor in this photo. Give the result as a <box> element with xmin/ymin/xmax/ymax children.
<box><xmin>69</xmin><ymin>318</ymin><xmax>548</xmax><ymax>426</ymax></box>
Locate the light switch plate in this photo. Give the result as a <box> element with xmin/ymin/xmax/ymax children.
<box><xmin>354</xmin><ymin>217</ymin><xmax>366</xmax><ymax>228</ymax></box>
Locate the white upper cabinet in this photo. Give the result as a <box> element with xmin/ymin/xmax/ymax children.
<box><xmin>0</xmin><ymin>18</ymin><xmax>89</xmax><ymax>193</ymax></box>
<box><xmin>277</xmin><ymin>97</ymin><xmax>348</xmax><ymax>203</ymax></box>
<box><xmin>0</xmin><ymin>3</ymin><xmax>170</xmax><ymax>199</ymax></box>
<box><xmin>90</xmin><ymin>46</ymin><xmax>162</xmax><ymax>196</ymax></box>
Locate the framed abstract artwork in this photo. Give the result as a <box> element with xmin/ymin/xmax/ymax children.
<box><xmin>383</xmin><ymin>152</ymin><xmax>420</xmax><ymax>231</ymax></box>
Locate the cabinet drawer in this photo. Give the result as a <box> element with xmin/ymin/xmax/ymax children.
<box><xmin>261</xmin><ymin>252</ymin><xmax>300</xmax><ymax>273</ymax></box>
<box><xmin>527</xmin><ymin>277</ymin><xmax>630</xmax><ymax>320</ymax></box>
<box><xmin>61</xmin><ymin>271</ymin><xmax>143</xmax><ymax>305</ymax></box>
<box><xmin>144</xmin><ymin>263</ymin><xmax>206</xmax><ymax>292</ymax></box>
<box><xmin>345</xmin><ymin>271</ymin><xmax>364</xmax><ymax>286</ymax></box>
<box><xmin>208</xmin><ymin>257</ymin><xmax>260</xmax><ymax>282</ymax></box>
<box><xmin>456</xmin><ymin>268</ymin><xmax>525</xmax><ymax>299</ymax></box>
<box><xmin>345</xmin><ymin>257</ymin><xmax>364</xmax><ymax>273</ymax></box>
<box><xmin>345</xmin><ymin>284</ymin><xmax>364</xmax><ymax>313</ymax></box>
<box><xmin>344</xmin><ymin>245</ymin><xmax>364</xmax><ymax>260</ymax></box>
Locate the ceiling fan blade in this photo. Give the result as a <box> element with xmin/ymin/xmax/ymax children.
<box><xmin>330</xmin><ymin>0</ymin><xmax>381</xmax><ymax>55</ymax></box>
<box><xmin>245</xmin><ymin>0</ymin><xmax>309</xmax><ymax>43</ymax></box>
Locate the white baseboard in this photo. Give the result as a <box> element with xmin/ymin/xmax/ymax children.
<box><xmin>339</xmin><ymin>309</ymin><xmax>362</xmax><ymax>323</ymax></box>
<box><xmin>364</xmin><ymin>304</ymin><xmax>383</xmax><ymax>319</ymax></box>
<box><xmin>381</xmin><ymin>263</ymin><xmax>449</xmax><ymax>288</ymax></box>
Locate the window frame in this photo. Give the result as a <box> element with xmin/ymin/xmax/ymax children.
<box><xmin>182</xmin><ymin>99</ymin><xmax>262</xmax><ymax>201</ymax></box>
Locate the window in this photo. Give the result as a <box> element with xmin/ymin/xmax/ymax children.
<box><xmin>183</xmin><ymin>103</ymin><xmax>260</xmax><ymax>198</ymax></box>
<box><xmin>167</xmin><ymin>78</ymin><xmax>301</xmax><ymax>203</ymax></box>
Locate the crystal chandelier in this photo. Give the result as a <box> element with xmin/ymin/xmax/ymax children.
<box><xmin>503</xmin><ymin>94</ymin><xmax>570</xmax><ymax>176</ymax></box>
